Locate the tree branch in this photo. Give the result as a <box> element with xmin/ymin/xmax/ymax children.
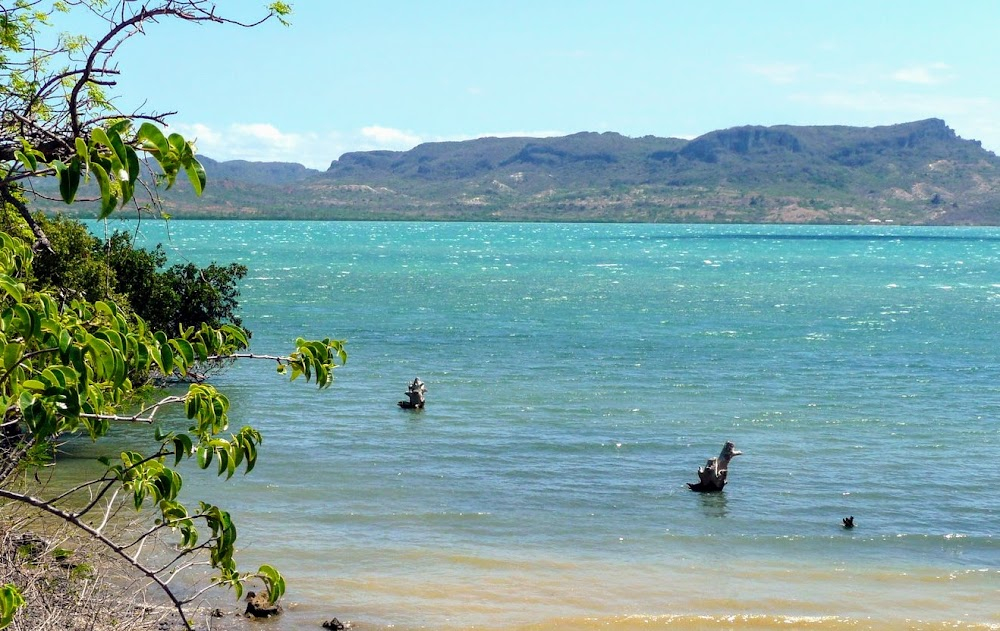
<box><xmin>0</xmin><ymin>187</ymin><xmax>52</xmax><ymax>253</ymax></box>
<box><xmin>78</xmin><ymin>394</ymin><xmax>187</xmax><ymax>424</ymax></box>
<box><xmin>0</xmin><ymin>486</ymin><xmax>195</xmax><ymax>630</ymax></box>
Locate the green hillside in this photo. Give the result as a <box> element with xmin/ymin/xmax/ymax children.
<box><xmin>46</xmin><ymin>119</ymin><xmax>1000</xmax><ymax>224</ymax></box>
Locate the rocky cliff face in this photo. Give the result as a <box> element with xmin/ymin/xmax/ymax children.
<box><xmin>39</xmin><ymin>119</ymin><xmax>1000</xmax><ymax>224</ymax></box>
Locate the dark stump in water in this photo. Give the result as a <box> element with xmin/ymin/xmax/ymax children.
<box><xmin>688</xmin><ymin>441</ymin><xmax>742</xmax><ymax>493</ymax></box>
<box><xmin>398</xmin><ymin>377</ymin><xmax>427</xmax><ymax>409</ymax></box>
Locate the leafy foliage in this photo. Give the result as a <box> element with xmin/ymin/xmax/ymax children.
<box><xmin>0</xmin><ymin>228</ymin><xmax>346</xmax><ymax>627</ymax></box>
<box><xmin>149</xmin><ymin>261</ymin><xmax>248</xmax><ymax>336</ymax></box>
<box><xmin>0</xmin><ymin>2</ymin><xmax>329</xmax><ymax>629</ymax></box>
<box><xmin>29</xmin><ymin>215</ymin><xmax>249</xmax><ymax>338</ymax></box>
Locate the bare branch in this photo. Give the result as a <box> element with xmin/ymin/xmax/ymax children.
<box><xmin>0</xmin><ymin>486</ymin><xmax>195</xmax><ymax>630</ymax></box>
<box><xmin>78</xmin><ymin>395</ymin><xmax>187</xmax><ymax>424</ymax></box>
<box><xmin>205</xmin><ymin>352</ymin><xmax>291</xmax><ymax>363</ymax></box>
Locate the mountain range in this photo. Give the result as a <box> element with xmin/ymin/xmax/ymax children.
<box><xmin>53</xmin><ymin>118</ymin><xmax>1000</xmax><ymax>224</ymax></box>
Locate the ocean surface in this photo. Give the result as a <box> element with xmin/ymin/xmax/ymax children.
<box><xmin>69</xmin><ymin>220</ymin><xmax>999</xmax><ymax>630</ymax></box>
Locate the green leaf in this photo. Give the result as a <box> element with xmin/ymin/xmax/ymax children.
<box><xmin>243</xmin><ymin>436</ymin><xmax>258</xmax><ymax>474</ymax></box>
<box><xmin>58</xmin><ymin>156</ymin><xmax>82</xmax><ymax>204</ymax></box>
<box><xmin>107</xmin><ymin>120</ymin><xmax>131</xmax><ymax>136</ymax></box>
<box><xmin>111</xmin><ymin>345</ymin><xmax>126</xmax><ymax>388</ymax></box>
<box><xmin>167</xmin><ymin>133</ymin><xmax>186</xmax><ymax>155</ymax></box>
<box><xmin>108</xmin><ymin>128</ymin><xmax>129</xmax><ymax>171</ymax></box>
<box><xmin>21</xmin><ymin>379</ymin><xmax>45</xmax><ymax>392</ymax></box>
<box><xmin>0</xmin><ymin>583</ymin><xmax>26</xmax><ymax>628</ymax></box>
<box><xmin>90</xmin><ymin>162</ymin><xmax>117</xmax><ymax>219</ymax></box>
<box><xmin>159</xmin><ymin>342</ymin><xmax>174</xmax><ymax>375</ymax></box>
<box><xmin>91</xmin><ymin>127</ymin><xmax>112</xmax><ymax>150</ymax></box>
<box><xmin>217</xmin><ymin>447</ymin><xmax>230</xmax><ymax>478</ymax></box>
<box><xmin>183</xmin><ymin>158</ymin><xmax>207</xmax><ymax>196</ymax></box>
<box><xmin>2</xmin><ymin>342</ymin><xmax>23</xmax><ymax>371</ymax></box>
<box><xmin>221</xmin><ymin>324</ymin><xmax>249</xmax><ymax>349</ymax></box>
<box><xmin>0</xmin><ymin>274</ymin><xmax>24</xmax><ymax>302</ymax></box>
<box><xmin>197</xmin><ymin>445</ymin><xmax>212</xmax><ymax>469</ymax></box>
<box><xmin>136</xmin><ymin>122</ymin><xmax>169</xmax><ymax>156</ymax></box>
<box><xmin>58</xmin><ymin>329</ymin><xmax>72</xmax><ymax>354</ymax></box>
<box><xmin>86</xmin><ymin>336</ymin><xmax>116</xmax><ymax>381</ymax></box>
<box><xmin>15</xmin><ymin>150</ymin><xmax>37</xmax><ymax>172</ymax></box>
<box><xmin>169</xmin><ymin>338</ymin><xmax>195</xmax><ymax>370</ymax></box>
<box><xmin>173</xmin><ymin>434</ymin><xmax>193</xmax><ymax>466</ymax></box>
<box><xmin>258</xmin><ymin>565</ymin><xmax>286</xmax><ymax>603</ymax></box>
<box><xmin>193</xmin><ymin>341</ymin><xmax>209</xmax><ymax>362</ymax></box>
<box><xmin>74</xmin><ymin>137</ymin><xmax>90</xmax><ymax>170</ymax></box>
<box><xmin>11</xmin><ymin>304</ymin><xmax>39</xmax><ymax>339</ymax></box>
<box><xmin>120</xmin><ymin>178</ymin><xmax>134</xmax><ymax>207</ymax></box>
<box><xmin>185</xmin><ymin>389</ymin><xmax>197</xmax><ymax>419</ymax></box>
<box><xmin>125</xmin><ymin>145</ymin><xmax>140</xmax><ymax>184</ymax></box>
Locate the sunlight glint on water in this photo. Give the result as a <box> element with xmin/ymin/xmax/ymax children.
<box><xmin>71</xmin><ymin>221</ymin><xmax>1000</xmax><ymax>630</ymax></box>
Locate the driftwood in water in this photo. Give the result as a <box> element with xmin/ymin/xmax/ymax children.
<box><xmin>398</xmin><ymin>377</ymin><xmax>427</xmax><ymax>409</ymax></box>
<box><xmin>688</xmin><ymin>441</ymin><xmax>742</xmax><ymax>493</ymax></box>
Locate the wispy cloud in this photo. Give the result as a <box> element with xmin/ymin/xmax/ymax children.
<box><xmin>170</xmin><ymin>123</ymin><xmax>570</xmax><ymax>169</ymax></box>
<box><xmin>787</xmin><ymin>91</ymin><xmax>1000</xmax><ymax>153</ymax></box>
<box><xmin>171</xmin><ymin>122</ymin><xmax>339</xmax><ymax>169</ymax></box>
<box><xmin>360</xmin><ymin>125</ymin><xmax>422</xmax><ymax>148</ymax></box>
<box><xmin>792</xmin><ymin>90</ymin><xmax>989</xmax><ymax>116</ymax></box>
<box><xmin>449</xmin><ymin>129</ymin><xmax>565</xmax><ymax>142</ymax></box>
<box><xmin>745</xmin><ymin>62</ymin><xmax>805</xmax><ymax>85</ymax></box>
<box><xmin>890</xmin><ymin>62</ymin><xmax>951</xmax><ymax>85</ymax></box>
<box><xmin>358</xmin><ymin>126</ymin><xmax>567</xmax><ymax>149</ymax></box>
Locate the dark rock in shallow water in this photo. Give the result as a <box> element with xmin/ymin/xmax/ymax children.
<box><xmin>322</xmin><ymin>618</ymin><xmax>349</xmax><ymax>630</ymax></box>
<box><xmin>244</xmin><ymin>591</ymin><xmax>282</xmax><ymax>618</ymax></box>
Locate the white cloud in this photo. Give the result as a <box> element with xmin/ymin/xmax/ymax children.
<box><xmin>357</xmin><ymin>127</ymin><xmax>567</xmax><ymax>150</ymax></box>
<box><xmin>787</xmin><ymin>91</ymin><xmax>1000</xmax><ymax>154</ymax></box>
<box><xmin>745</xmin><ymin>62</ymin><xmax>804</xmax><ymax>85</ymax></box>
<box><xmin>360</xmin><ymin>125</ymin><xmax>422</xmax><ymax>148</ymax></box>
<box><xmin>176</xmin><ymin>122</ymin><xmax>223</xmax><ymax>146</ymax></box>
<box><xmin>891</xmin><ymin>62</ymin><xmax>951</xmax><ymax>85</ymax></box>
<box><xmin>448</xmin><ymin>130</ymin><xmax>565</xmax><ymax>142</ymax></box>
<box><xmin>171</xmin><ymin>121</ymin><xmax>339</xmax><ymax>169</ymax></box>
<box><xmin>168</xmin><ymin>123</ymin><xmax>573</xmax><ymax>170</ymax></box>
<box><xmin>792</xmin><ymin>90</ymin><xmax>990</xmax><ymax>116</ymax></box>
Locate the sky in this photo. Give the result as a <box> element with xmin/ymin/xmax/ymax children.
<box><xmin>87</xmin><ymin>0</ymin><xmax>1000</xmax><ymax>170</ymax></box>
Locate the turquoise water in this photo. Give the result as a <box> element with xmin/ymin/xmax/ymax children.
<box><xmin>79</xmin><ymin>221</ymin><xmax>1000</xmax><ymax>629</ymax></box>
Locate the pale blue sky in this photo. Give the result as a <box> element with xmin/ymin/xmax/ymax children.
<box><xmin>99</xmin><ymin>1</ymin><xmax>1000</xmax><ymax>169</ymax></box>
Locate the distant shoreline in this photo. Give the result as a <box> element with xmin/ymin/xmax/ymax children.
<box><xmin>32</xmin><ymin>119</ymin><xmax>1000</xmax><ymax>225</ymax></box>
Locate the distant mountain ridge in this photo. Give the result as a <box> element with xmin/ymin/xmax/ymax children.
<box><xmin>51</xmin><ymin>119</ymin><xmax>1000</xmax><ymax>224</ymax></box>
<box><xmin>195</xmin><ymin>156</ymin><xmax>318</xmax><ymax>185</ymax></box>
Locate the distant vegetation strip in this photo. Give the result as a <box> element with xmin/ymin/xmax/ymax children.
<box><xmin>41</xmin><ymin>118</ymin><xmax>1000</xmax><ymax>225</ymax></box>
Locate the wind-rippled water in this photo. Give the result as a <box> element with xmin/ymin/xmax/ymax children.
<box><xmin>72</xmin><ymin>221</ymin><xmax>1000</xmax><ymax>630</ymax></box>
